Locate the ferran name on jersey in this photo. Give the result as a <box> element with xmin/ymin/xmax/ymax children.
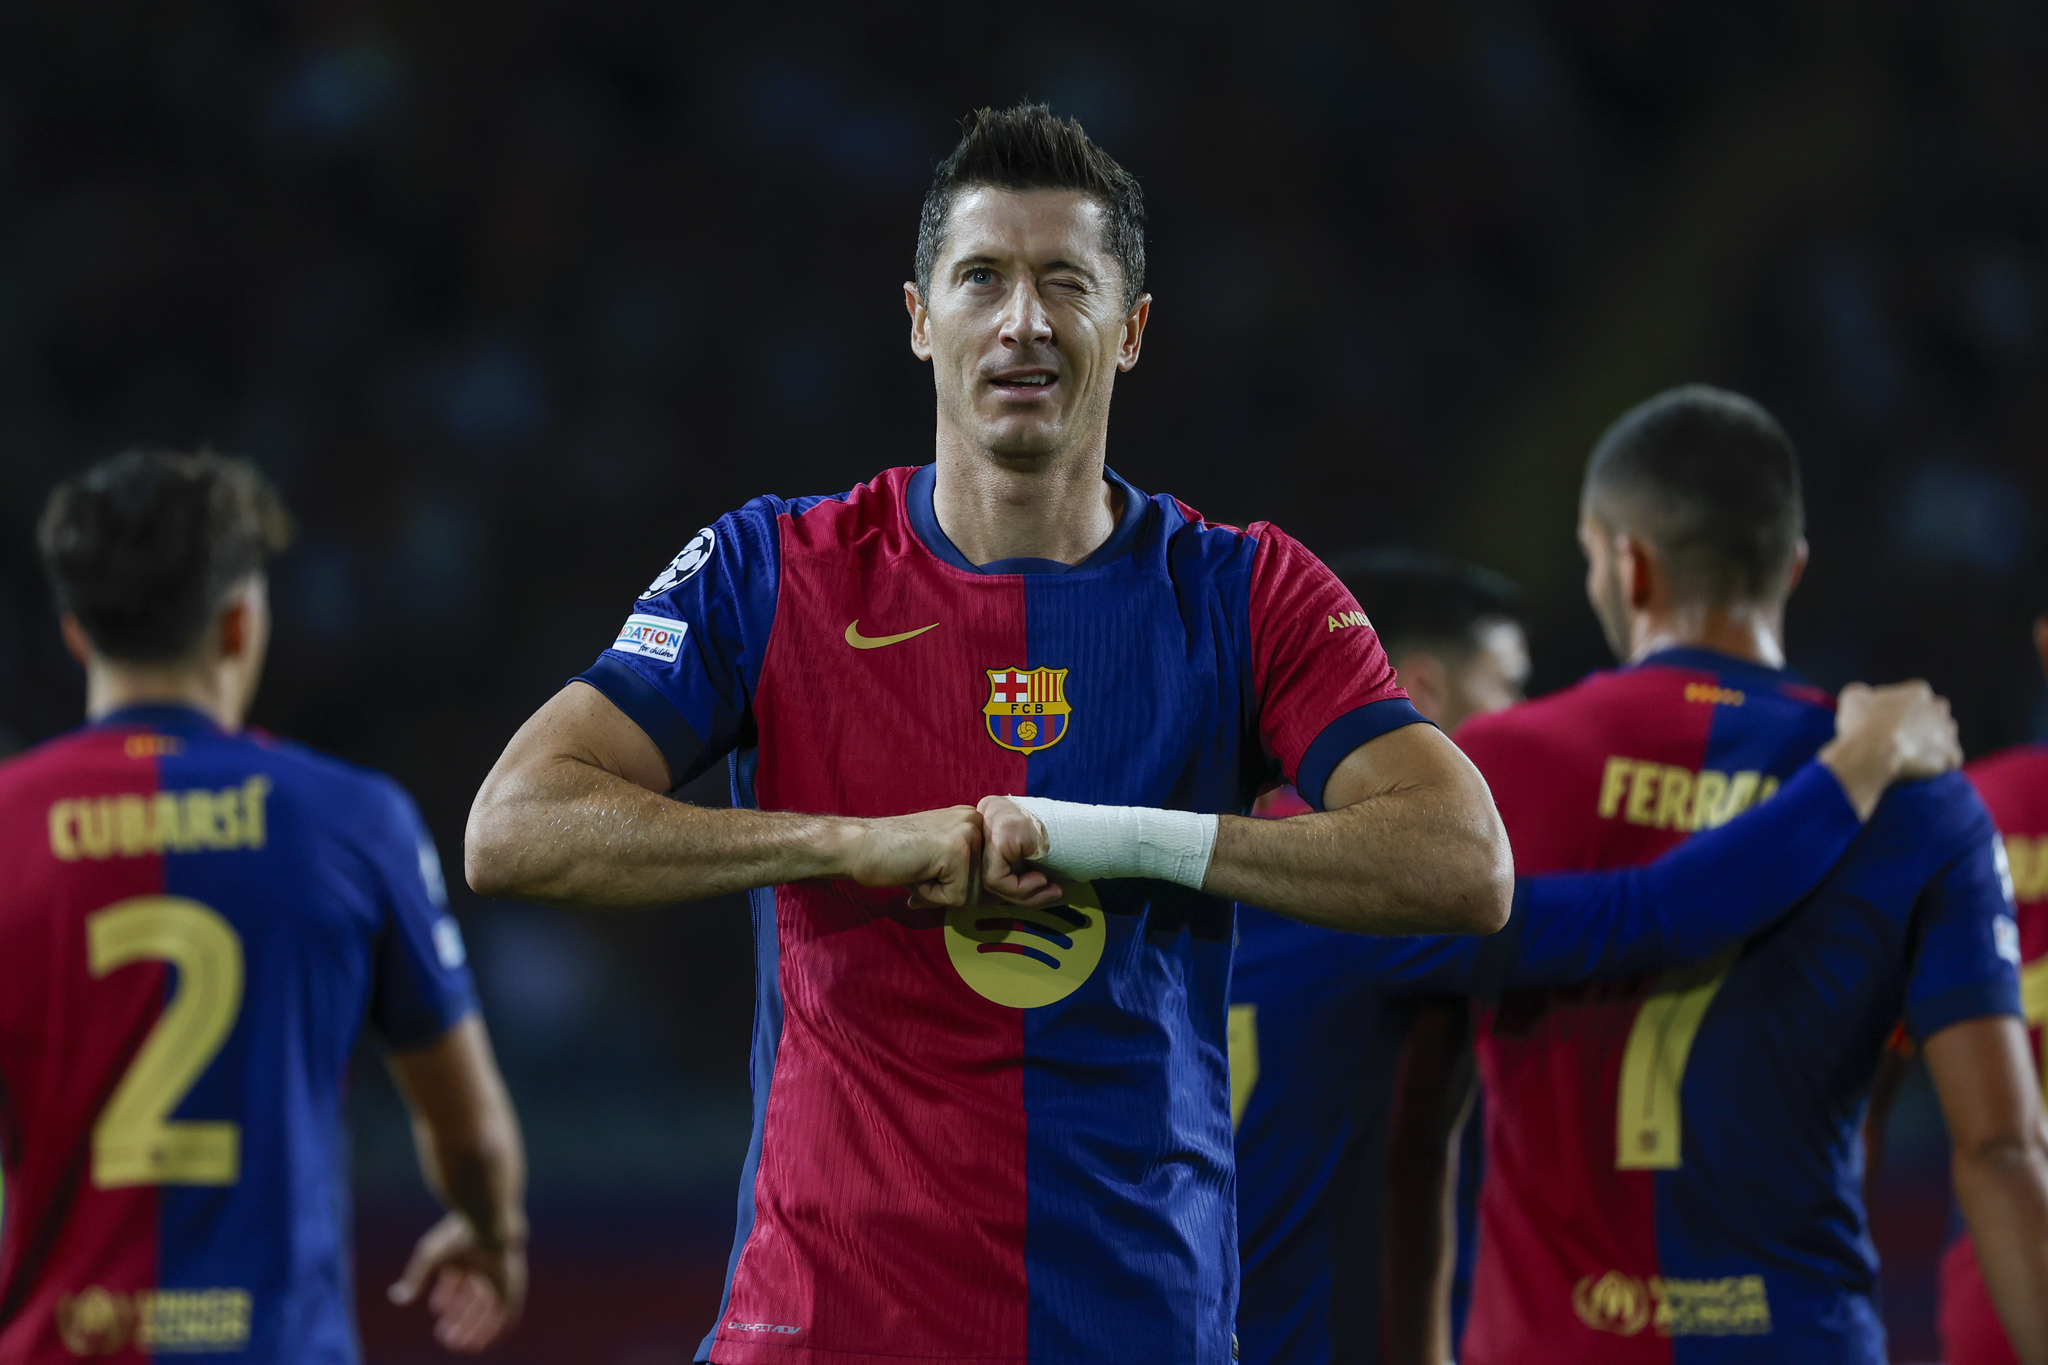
<box><xmin>945</xmin><ymin>881</ymin><xmax>1106</xmax><ymax>1007</ymax></box>
<box><xmin>983</xmin><ymin>666</ymin><xmax>1071</xmax><ymax>754</ymax></box>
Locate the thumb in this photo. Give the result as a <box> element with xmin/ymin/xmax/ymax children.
<box><xmin>389</xmin><ymin>1231</ymin><xmax>451</xmax><ymax>1305</ymax></box>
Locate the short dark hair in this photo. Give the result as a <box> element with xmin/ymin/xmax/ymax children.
<box><xmin>1326</xmin><ymin>548</ymin><xmax>1521</xmax><ymax>659</ymax></box>
<box><xmin>915</xmin><ymin>103</ymin><xmax>1146</xmax><ymax>311</ymax></box>
<box><xmin>38</xmin><ymin>450</ymin><xmax>294</xmax><ymax>663</ymax></box>
<box><xmin>1584</xmin><ymin>384</ymin><xmax>1804</xmax><ymax>607</ymax></box>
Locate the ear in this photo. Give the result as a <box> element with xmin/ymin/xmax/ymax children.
<box><xmin>905</xmin><ymin>282</ymin><xmax>933</xmax><ymax>361</ymax></box>
<box><xmin>1616</xmin><ymin>533</ymin><xmax>1657</xmax><ymax>611</ymax></box>
<box><xmin>1117</xmin><ymin>294</ymin><xmax>1152</xmax><ymax>372</ymax></box>
<box><xmin>218</xmin><ymin>598</ymin><xmax>251</xmax><ymax>659</ymax></box>
<box><xmin>1391</xmin><ymin>650</ymin><xmax>1449</xmax><ymax>727</ymax></box>
<box><xmin>1784</xmin><ymin>538</ymin><xmax>1810</xmax><ymax>596</ymax></box>
<box><xmin>2033</xmin><ymin>614</ymin><xmax>2048</xmax><ymax>683</ymax></box>
<box><xmin>59</xmin><ymin>613</ymin><xmax>93</xmax><ymax>668</ymax></box>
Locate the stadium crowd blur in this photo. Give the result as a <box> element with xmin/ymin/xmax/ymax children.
<box><xmin>1</xmin><ymin>2</ymin><xmax>2043</xmax><ymax>1360</ymax></box>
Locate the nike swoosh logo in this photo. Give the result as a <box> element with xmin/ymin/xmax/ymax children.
<box><xmin>845</xmin><ymin>620</ymin><xmax>940</xmax><ymax>649</ymax></box>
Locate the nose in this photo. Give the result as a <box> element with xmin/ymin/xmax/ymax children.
<box><xmin>997</xmin><ymin>278</ymin><xmax>1053</xmax><ymax>349</ymax></box>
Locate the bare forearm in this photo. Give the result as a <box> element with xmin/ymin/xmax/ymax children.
<box><xmin>466</xmin><ymin>754</ymin><xmax>851</xmax><ymax>907</ymax></box>
<box><xmin>394</xmin><ymin>1020</ymin><xmax>529</xmax><ymax>1254</ymax></box>
<box><xmin>411</xmin><ymin>1109</ymin><xmax>527</xmax><ymax>1252</ymax></box>
<box><xmin>1953</xmin><ymin>1132</ymin><xmax>2048</xmax><ymax>1365</ymax></box>
<box><xmin>1204</xmin><ymin>787</ymin><xmax>1509</xmax><ymax>934</ymax></box>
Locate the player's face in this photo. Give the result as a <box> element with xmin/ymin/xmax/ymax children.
<box><xmin>909</xmin><ymin>188</ymin><xmax>1150</xmax><ymax>462</ymax></box>
<box><xmin>1579</xmin><ymin>510</ymin><xmax>1632</xmax><ymax>661</ymax></box>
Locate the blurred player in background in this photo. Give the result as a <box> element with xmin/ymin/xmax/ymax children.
<box><xmin>1429</xmin><ymin>386</ymin><xmax>2048</xmax><ymax>1365</ymax></box>
<box><xmin>467</xmin><ymin>105</ymin><xmax>1513</xmax><ymax>1365</ymax></box>
<box><xmin>0</xmin><ymin>452</ymin><xmax>526</xmax><ymax>1362</ymax></box>
<box><xmin>1234</xmin><ymin>571</ymin><xmax>1965</xmax><ymax>1365</ymax></box>
<box><xmin>1937</xmin><ymin>607</ymin><xmax>2048</xmax><ymax>1365</ymax></box>
<box><xmin>1233</xmin><ymin>551</ymin><xmax>1522</xmax><ymax>1364</ymax></box>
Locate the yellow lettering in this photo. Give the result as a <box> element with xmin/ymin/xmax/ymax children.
<box><xmin>1757</xmin><ymin>775</ymin><xmax>1779</xmax><ymax>806</ymax></box>
<box><xmin>1598</xmin><ymin>757</ymin><xmax>1633</xmax><ymax>819</ymax></box>
<box><xmin>2006</xmin><ymin>835</ymin><xmax>2048</xmax><ymax>903</ymax></box>
<box><xmin>153</xmin><ymin>792</ymin><xmax>189</xmax><ymax>853</ymax></box>
<box><xmin>240</xmin><ymin>777</ymin><xmax>269</xmax><ymax>849</ymax></box>
<box><xmin>115</xmin><ymin>795</ymin><xmax>157</xmax><ymax>857</ymax></box>
<box><xmin>1690</xmin><ymin>770</ymin><xmax>1729</xmax><ymax>831</ymax></box>
<box><xmin>1653</xmin><ymin>767</ymin><xmax>1693</xmax><ymax>830</ymax></box>
<box><xmin>213</xmin><ymin>788</ymin><xmax>243</xmax><ymax>848</ymax></box>
<box><xmin>1327</xmin><ymin>615</ymin><xmax>1341</xmax><ymax>631</ymax></box>
<box><xmin>1708</xmin><ymin>772</ymin><xmax>1759</xmax><ymax>827</ymax></box>
<box><xmin>78</xmin><ymin>800</ymin><xmax>115</xmax><ymax>859</ymax></box>
<box><xmin>183</xmin><ymin>791</ymin><xmax>226</xmax><ymax>850</ymax></box>
<box><xmin>49</xmin><ymin>800</ymin><xmax>80</xmax><ymax>861</ymax></box>
<box><xmin>1624</xmin><ymin>763</ymin><xmax>1661</xmax><ymax>826</ymax></box>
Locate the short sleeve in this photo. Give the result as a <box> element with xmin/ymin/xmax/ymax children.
<box><xmin>1245</xmin><ymin>525</ymin><xmax>1426</xmax><ymax>809</ymax></box>
<box><xmin>572</xmin><ymin>498</ymin><xmax>785</xmax><ymax>788</ymax></box>
<box><xmin>1904</xmin><ymin>820</ymin><xmax>2024</xmax><ymax>1044</ymax></box>
<box><xmin>366</xmin><ymin>781</ymin><xmax>479</xmax><ymax>1052</ymax></box>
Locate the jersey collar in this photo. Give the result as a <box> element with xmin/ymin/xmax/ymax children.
<box><xmin>1634</xmin><ymin>645</ymin><xmax>1807</xmax><ymax>687</ymax></box>
<box><xmin>91</xmin><ymin>702</ymin><xmax>229</xmax><ymax>735</ymax></box>
<box><xmin>906</xmin><ymin>462</ymin><xmax>1150</xmax><ymax>575</ymax></box>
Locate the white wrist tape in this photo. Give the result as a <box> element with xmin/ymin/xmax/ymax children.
<box><xmin>1009</xmin><ymin>797</ymin><xmax>1220</xmax><ymax>891</ymax></box>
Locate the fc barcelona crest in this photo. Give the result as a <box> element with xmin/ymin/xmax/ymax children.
<box><xmin>983</xmin><ymin>667</ymin><xmax>1072</xmax><ymax>754</ymax></box>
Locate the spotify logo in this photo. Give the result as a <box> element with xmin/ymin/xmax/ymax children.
<box><xmin>945</xmin><ymin>881</ymin><xmax>1106</xmax><ymax>1008</ymax></box>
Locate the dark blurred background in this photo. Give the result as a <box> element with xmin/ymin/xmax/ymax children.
<box><xmin>1</xmin><ymin>2</ymin><xmax>2043</xmax><ymax>1361</ymax></box>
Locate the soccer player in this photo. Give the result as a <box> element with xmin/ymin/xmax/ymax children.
<box><xmin>1435</xmin><ymin>386</ymin><xmax>2048</xmax><ymax>1365</ymax></box>
<box><xmin>1938</xmin><ymin>607</ymin><xmax>2048</xmax><ymax>1365</ymax></box>
<box><xmin>466</xmin><ymin>104</ymin><xmax>1513</xmax><ymax>1364</ymax></box>
<box><xmin>1232</xmin><ymin>562</ymin><xmax>1964</xmax><ymax>1365</ymax></box>
<box><xmin>1234</xmin><ymin>551</ymin><xmax>1524</xmax><ymax>1365</ymax></box>
<box><xmin>0</xmin><ymin>452</ymin><xmax>526</xmax><ymax>1361</ymax></box>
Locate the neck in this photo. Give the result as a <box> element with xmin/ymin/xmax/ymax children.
<box><xmin>1629</xmin><ymin>601</ymin><xmax>1787</xmax><ymax>669</ymax></box>
<box><xmin>930</xmin><ymin>433</ymin><xmax>1120</xmax><ymax>567</ymax></box>
<box><xmin>86</xmin><ymin>664</ymin><xmax>240</xmax><ymax>729</ymax></box>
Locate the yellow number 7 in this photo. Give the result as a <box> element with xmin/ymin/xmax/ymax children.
<box><xmin>88</xmin><ymin>896</ymin><xmax>245</xmax><ymax>1188</ymax></box>
<box><xmin>2022</xmin><ymin>956</ymin><xmax>2048</xmax><ymax>1098</ymax></box>
<box><xmin>1615</xmin><ymin>951</ymin><xmax>1736</xmax><ymax>1170</ymax></box>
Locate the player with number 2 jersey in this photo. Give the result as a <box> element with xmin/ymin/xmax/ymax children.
<box><xmin>0</xmin><ymin>450</ymin><xmax>521</xmax><ymax>1364</ymax></box>
<box><xmin>0</xmin><ymin>709</ymin><xmax>474</xmax><ymax>1361</ymax></box>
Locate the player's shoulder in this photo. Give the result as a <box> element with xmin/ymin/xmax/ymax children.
<box><xmin>1867</xmin><ymin>769</ymin><xmax>1998</xmax><ymax>861</ymax></box>
<box><xmin>1966</xmin><ymin>743</ymin><xmax>2048</xmax><ymax>814</ymax></box>
<box><xmin>1455</xmin><ymin>667</ymin><xmax>1640</xmax><ymax>760</ymax></box>
<box><xmin>225</xmin><ymin>730</ymin><xmax>418</xmax><ymax>829</ymax></box>
<box><xmin>0</xmin><ymin>724</ymin><xmax>130</xmax><ymax>804</ymax></box>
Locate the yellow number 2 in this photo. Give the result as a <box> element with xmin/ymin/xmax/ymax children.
<box><xmin>1615</xmin><ymin>951</ymin><xmax>1736</xmax><ymax>1170</ymax></box>
<box><xmin>87</xmin><ymin>896</ymin><xmax>245</xmax><ymax>1188</ymax></box>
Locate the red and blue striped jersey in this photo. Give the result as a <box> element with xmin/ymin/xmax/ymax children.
<box><xmin>1455</xmin><ymin>647</ymin><xmax>2021</xmax><ymax>1365</ymax></box>
<box><xmin>1938</xmin><ymin>742</ymin><xmax>2048</xmax><ymax>1365</ymax></box>
<box><xmin>0</xmin><ymin>705</ymin><xmax>476</xmax><ymax>1364</ymax></box>
<box><xmin>573</xmin><ymin>464</ymin><xmax>1419</xmax><ymax>1365</ymax></box>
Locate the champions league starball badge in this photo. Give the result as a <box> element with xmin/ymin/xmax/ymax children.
<box><xmin>639</xmin><ymin>527</ymin><xmax>716</xmax><ymax>600</ymax></box>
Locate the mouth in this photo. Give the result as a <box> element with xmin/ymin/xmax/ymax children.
<box><xmin>986</xmin><ymin>368</ymin><xmax>1059</xmax><ymax>401</ymax></box>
